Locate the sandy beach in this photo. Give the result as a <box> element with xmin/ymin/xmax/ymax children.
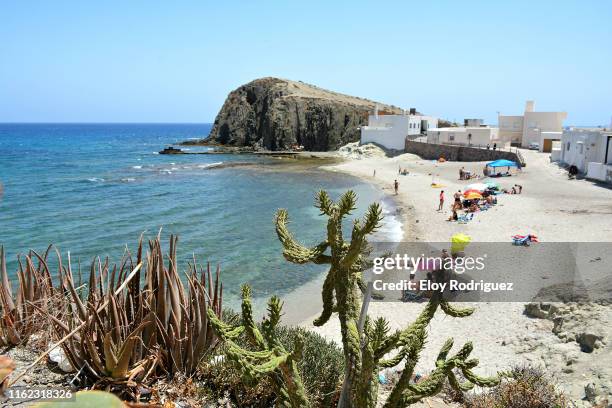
<box><xmin>298</xmin><ymin>147</ymin><xmax>612</xmax><ymax>405</ymax></box>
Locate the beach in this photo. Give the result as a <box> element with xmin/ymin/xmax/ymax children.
<box><xmin>298</xmin><ymin>147</ymin><xmax>612</xmax><ymax>404</ymax></box>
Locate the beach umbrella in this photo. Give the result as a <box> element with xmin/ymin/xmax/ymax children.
<box><xmin>463</xmin><ymin>189</ymin><xmax>482</xmax><ymax>196</ymax></box>
<box><xmin>465</xmin><ymin>182</ymin><xmax>488</xmax><ymax>192</ymax></box>
<box><xmin>464</xmin><ymin>192</ymin><xmax>482</xmax><ymax>200</ymax></box>
<box><xmin>451</xmin><ymin>233</ymin><xmax>472</xmax><ymax>255</ymax></box>
<box><xmin>487</xmin><ymin>159</ymin><xmax>518</xmax><ymax>168</ymax></box>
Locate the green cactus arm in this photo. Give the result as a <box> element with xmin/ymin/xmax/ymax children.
<box><xmin>280</xmin><ymin>335</ymin><xmax>311</xmax><ymax>408</ymax></box>
<box><xmin>460</xmin><ymin>367</ymin><xmax>503</xmax><ymax>387</ymax></box>
<box><xmin>275</xmin><ymin>209</ymin><xmax>331</xmax><ymax>264</ymax></box>
<box><xmin>206</xmin><ymin>307</ymin><xmax>244</xmax><ymax>340</ymax></box>
<box><xmin>383</xmin><ymin>333</ymin><xmax>426</xmax><ymax>406</ymax></box>
<box><xmin>361</xmin><ymin>203</ymin><xmax>383</xmax><ymax>236</ymax></box>
<box><xmin>337</xmin><ymin>190</ymin><xmax>357</xmax><ymax>217</ymax></box>
<box><xmin>435</xmin><ymin>338</ymin><xmax>454</xmax><ymax>367</ymax></box>
<box><xmin>248</xmin><ymin>353</ymin><xmax>291</xmax><ymax>375</ymax></box>
<box><xmin>375</xmin><ymin>296</ymin><xmax>439</xmax><ymax>359</ymax></box>
<box><xmin>240</xmin><ymin>285</ymin><xmax>267</xmax><ymax>348</ymax></box>
<box><xmin>262</xmin><ymin>296</ymin><xmax>283</xmax><ymax>345</ymax></box>
<box><xmin>448</xmin><ymin>372</ymin><xmax>475</xmax><ymax>391</ymax></box>
<box><xmin>345</xmin><ymin>318</ymin><xmax>363</xmax><ymax>376</ymax></box>
<box><xmin>380</xmin><ymin>348</ymin><xmax>407</xmax><ymax>368</ymax></box>
<box><xmin>314</xmin><ymin>190</ymin><xmax>334</xmax><ymax>216</ymax></box>
<box><xmin>341</xmin><ymin>204</ymin><xmax>382</xmax><ymax>269</ymax></box>
<box><xmin>312</xmin><ymin>266</ymin><xmax>336</xmax><ymax>327</ymax></box>
<box><xmin>226</xmin><ymin>341</ymin><xmax>275</xmax><ymax>361</ymax></box>
<box><xmin>391</xmin><ymin>368</ymin><xmax>450</xmax><ymax>406</ymax></box>
<box><xmin>439</xmin><ymin>300</ymin><xmax>475</xmax><ymax>317</ymax></box>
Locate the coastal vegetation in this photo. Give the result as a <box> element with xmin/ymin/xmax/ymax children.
<box><xmin>0</xmin><ymin>191</ymin><xmax>577</xmax><ymax>407</ymax></box>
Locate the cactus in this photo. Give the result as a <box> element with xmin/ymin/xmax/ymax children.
<box><xmin>207</xmin><ymin>285</ymin><xmax>310</xmax><ymax>408</ymax></box>
<box><xmin>275</xmin><ymin>190</ymin><xmax>507</xmax><ymax>407</ymax></box>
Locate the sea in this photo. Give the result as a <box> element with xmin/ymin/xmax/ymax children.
<box><xmin>0</xmin><ymin>123</ymin><xmax>402</xmax><ymax>313</ymax></box>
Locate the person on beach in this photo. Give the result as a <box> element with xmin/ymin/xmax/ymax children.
<box><xmin>399</xmin><ymin>166</ymin><xmax>401</xmax><ymax>175</ymax></box>
<box><xmin>373</xmin><ymin>169</ymin><xmax>376</xmax><ymax>177</ymax></box>
<box><xmin>454</xmin><ymin>190</ymin><xmax>461</xmax><ymax>208</ymax></box>
<box><xmin>448</xmin><ymin>208</ymin><xmax>458</xmax><ymax>221</ymax></box>
<box><xmin>459</xmin><ymin>167</ymin><xmax>464</xmax><ymax>180</ymax></box>
<box><xmin>515</xmin><ymin>184</ymin><xmax>523</xmax><ymax>194</ymax></box>
<box><xmin>493</xmin><ymin>143</ymin><xmax>497</xmax><ymax>151</ymax></box>
<box><xmin>438</xmin><ymin>190</ymin><xmax>445</xmax><ymax>211</ymax></box>
<box><xmin>394</xmin><ymin>179</ymin><xmax>399</xmax><ymax>195</ymax></box>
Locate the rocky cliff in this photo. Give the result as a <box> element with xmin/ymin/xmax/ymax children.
<box><xmin>202</xmin><ymin>77</ymin><xmax>402</xmax><ymax>151</ymax></box>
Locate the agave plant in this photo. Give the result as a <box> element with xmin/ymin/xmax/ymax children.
<box><xmin>0</xmin><ymin>246</ymin><xmax>55</xmax><ymax>347</ymax></box>
<box><xmin>48</xmin><ymin>235</ymin><xmax>223</xmax><ymax>387</ymax></box>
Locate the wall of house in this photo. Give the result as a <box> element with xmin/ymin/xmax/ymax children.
<box><xmin>362</xmin><ymin>114</ymin><xmax>438</xmax><ymax>148</ymax></box>
<box><xmin>405</xmin><ymin>140</ymin><xmax>524</xmax><ymax>165</ymax></box>
<box><xmin>426</xmin><ymin>127</ymin><xmax>499</xmax><ymax>147</ymax></box>
<box><xmin>560</xmin><ymin>130</ymin><xmax>605</xmax><ymax>172</ymax></box>
<box><xmin>498</xmin><ymin>115</ymin><xmax>524</xmax><ymax>145</ymax></box>
<box><xmin>522</xmin><ymin>111</ymin><xmax>567</xmax><ymax>147</ymax></box>
<box><xmin>361</xmin><ymin>127</ymin><xmax>406</xmax><ymax>150</ymax></box>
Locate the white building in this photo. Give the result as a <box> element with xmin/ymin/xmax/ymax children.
<box><xmin>498</xmin><ymin>101</ymin><xmax>567</xmax><ymax>150</ymax></box>
<box><xmin>426</xmin><ymin>125</ymin><xmax>503</xmax><ymax>148</ymax></box>
<box><xmin>560</xmin><ymin>128</ymin><xmax>612</xmax><ymax>183</ymax></box>
<box><xmin>360</xmin><ymin>108</ymin><xmax>438</xmax><ymax>150</ymax></box>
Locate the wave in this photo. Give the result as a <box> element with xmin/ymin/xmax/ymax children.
<box><xmin>132</xmin><ymin>165</ymin><xmax>143</xmax><ymax>169</ymax></box>
<box><xmin>374</xmin><ymin>199</ymin><xmax>404</xmax><ymax>242</ymax></box>
<box><xmin>120</xmin><ymin>177</ymin><xmax>136</xmax><ymax>182</ymax></box>
<box><xmin>197</xmin><ymin>162</ymin><xmax>224</xmax><ymax>169</ymax></box>
<box><xmin>86</xmin><ymin>177</ymin><xmax>104</xmax><ymax>182</ymax></box>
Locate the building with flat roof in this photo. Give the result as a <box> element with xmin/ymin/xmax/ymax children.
<box><xmin>360</xmin><ymin>107</ymin><xmax>438</xmax><ymax>150</ymax></box>
<box><xmin>498</xmin><ymin>101</ymin><xmax>567</xmax><ymax>149</ymax></box>
<box><xmin>426</xmin><ymin>125</ymin><xmax>503</xmax><ymax>148</ymax></box>
<box><xmin>560</xmin><ymin>128</ymin><xmax>612</xmax><ymax>183</ymax></box>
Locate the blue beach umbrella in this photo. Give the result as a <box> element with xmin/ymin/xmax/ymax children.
<box><xmin>487</xmin><ymin>159</ymin><xmax>518</xmax><ymax>168</ymax></box>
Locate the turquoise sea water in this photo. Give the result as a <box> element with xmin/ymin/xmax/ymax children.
<box><xmin>0</xmin><ymin>124</ymin><xmax>400</xmax><ymax>310</ymax></box>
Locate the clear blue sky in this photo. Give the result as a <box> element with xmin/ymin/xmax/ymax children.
<box><xmin>1</xmin><ymin>1</ymin><xmax>611</xmax><ymax>125</ymax></box>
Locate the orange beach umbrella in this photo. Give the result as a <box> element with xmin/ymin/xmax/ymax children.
<box><xmin>463</xmin><ymin>192</ymin><xmax>482</xmax><ymax>200</ymax></box>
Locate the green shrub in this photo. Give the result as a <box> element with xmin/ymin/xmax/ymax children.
<box><xmin>200</xmin><ymin>316</ymin><xmax>343</xmax><ymax>408</ymax></box>
<box><xmin>463</xmin><ymin>366</ymin><xmax>569</xmax><ymax>408</ymax></box>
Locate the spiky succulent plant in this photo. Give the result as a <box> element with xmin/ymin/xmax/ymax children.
<box><xmin>274</xmin><ymin>190</ymin><xmax>507</xmax><ymax>407</ymax></box>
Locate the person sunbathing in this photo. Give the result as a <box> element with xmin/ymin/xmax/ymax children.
<box><xmin>447</xmin><ymin>209</ymin><xmax>459</xmax><ymax>221</ymax></box>
<box><xmin>468</xmin><ymin>202</ymin><xmax>479</xmax><ymax>212</ymax></box>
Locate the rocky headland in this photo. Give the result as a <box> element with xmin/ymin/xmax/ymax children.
<box><xmin>185</xmin><ymin>77</ymin><xmax>403</xmax><ymax>151</ymax></box>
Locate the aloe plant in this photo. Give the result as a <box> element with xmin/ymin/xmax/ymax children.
<box><xmin>50</xmin><ymin>235</ymin><xmax>223</xmax><ymax>386</ymax></box>
<box><xmin>0</xmin><ymin>246</ymin><xmax>54</xmax><ymax>347</ymax></box>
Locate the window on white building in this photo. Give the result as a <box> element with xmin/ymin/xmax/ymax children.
<box><xmin>449</xmin><ymin>134</ymin><xmax>455</xmax><ymax>141</ymax></box>
<box><xmin>566</xmin><ymin>142</ymin><xmax>570</xmax><ymax>151</ymax></box>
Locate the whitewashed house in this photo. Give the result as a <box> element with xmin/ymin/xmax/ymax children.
<box><xmin>360</xmin><ymin>107</ymin><xmax>438</xmax><ymax>150</ymax></box>
<box><xmin>498</xmin><ymin>101</ymin><xmax>567</xmax><ymax>150</ymax></box>
<box><xmin>426</xmin><ymin>125</ymin><xmax>504</xmax><ymax>148</ymax></box>
<box><xmin>560</xmin><ymin>128</ymin><xmax>612</xmax><ymax>183</ymax></box>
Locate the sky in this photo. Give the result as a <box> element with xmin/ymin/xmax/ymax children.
<box><xmin>1</xmin><ymin>1</ymin><xmax>611</xmax><ymax>125</ymax></box>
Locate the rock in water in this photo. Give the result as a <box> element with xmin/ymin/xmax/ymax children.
<box><xmin>205</xmin><ymin>77</ymin><xmax>402</xmax><ymax>151</ymax></box>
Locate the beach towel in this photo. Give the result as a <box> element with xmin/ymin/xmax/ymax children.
<box><xmin>512</xmin><ymin>234</ymin><xmax>539</xmax><ymax>246</ymax></box>
<box><xmin>457</xmin><ymin>213</ymin><xmax>474</xmax><ymax>224</ymax></box>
